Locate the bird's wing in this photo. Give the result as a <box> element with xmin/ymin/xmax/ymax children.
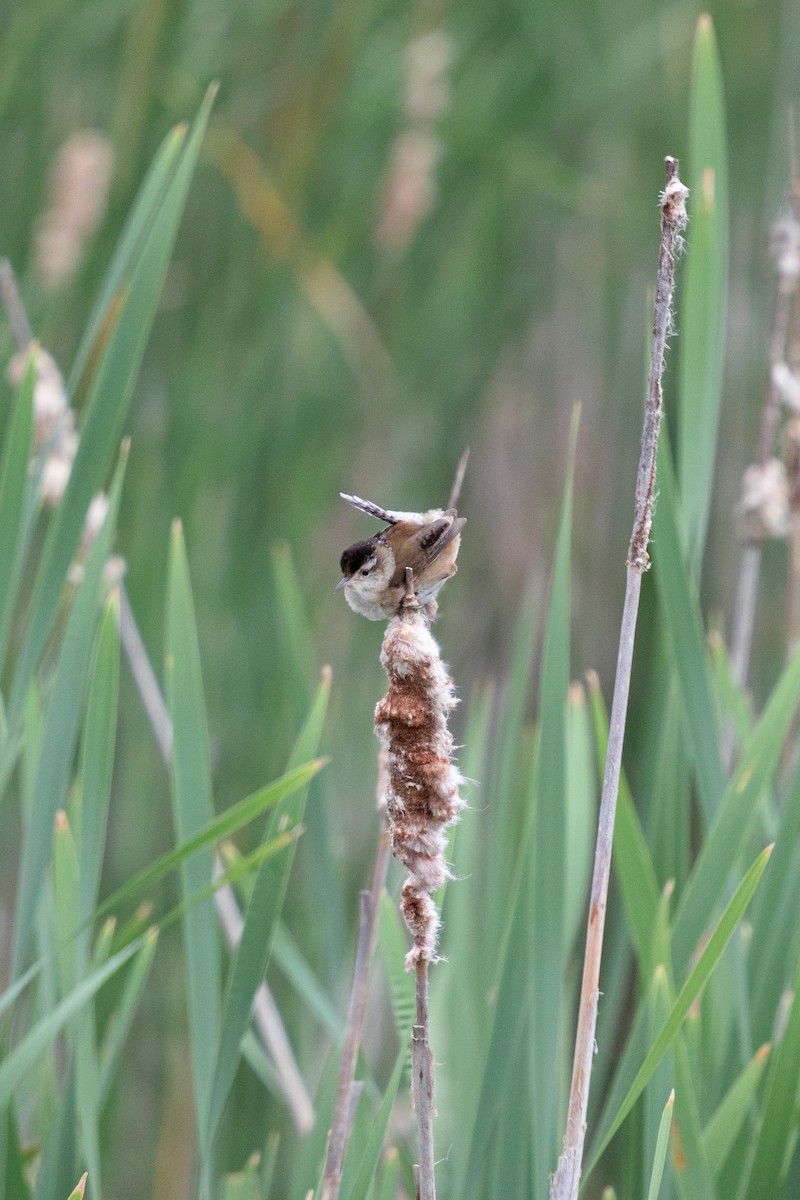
<box><xmin>415</xmin><ymin>513</ymin><xmax>467</xmax><ymax>565</ymax></box>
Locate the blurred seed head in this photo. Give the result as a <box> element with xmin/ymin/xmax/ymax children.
<box><xmin>35</xmin><ymin>130</ymin><xmax>113</xmax><ymax>293</ymax></box>
<box><xmin>7</xmin><ymin>345</ymin><xmax>68</xmax><ymax>445</ymax></box>
<box><xmin>375</xmin><ymin>130</ymin><xmax>442</xmax><ymax>250</ymax></box>
<box><xmin>770</xmin><ymin>213</ymin><xmax>800</xmax><ymax>282</ymax></box>
<box><xmin>773</xmin><ymin>361</ymin><xmax>800</xmax><ymax>412</ymax></box>
<box><xmin>736</xmin><ymin>458</ymin><xmax>790</xmax><ymax>541</ymax></box>
<box><xmin>40</xmin><ymin>420</ymin><xmax>79</xmax><ymax>507</ymax></box>
<box><xmin>374</xmin><ymin>29</ymin><xmax>453</xmax><ymax>251</ymax></box>
<box><xmin>404</xmin><ymin>31</ymin><xmax>453</xmax><ymax>124</ymax></box>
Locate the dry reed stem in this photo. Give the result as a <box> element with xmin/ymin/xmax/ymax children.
<box><xmin>412</xmin><ymin>959</ymin><xmax>436</xmax><ymax>1200</ymax></box>
<box><xmin>550</xmin><ymin>158</ymin><xmax>688</xmax><ymax>1200</ymax></box>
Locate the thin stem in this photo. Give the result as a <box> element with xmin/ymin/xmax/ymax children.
<box><xmin>447</xmin><ymin>447</ymin><xmax>470</xmax><ymax>509</ymax></box>
<box><xmin>119</xmin><ymin>584</ymin><xmax>173</xmax><ymax>760</ymax></box>
<box><xmin>411</xmin><ymin>959</ymin><xmax>436</xmax><ymax>1200</ymax></box>
<box><xmin>550</xmin><ymin>157</ymin><xmax>688</xmax><ymax>1200</ymax></box>
<box><xmin>321</xmin><ymin>822</ymin><xmax>391</xmax><ymax>1200</ymax></box>
<box><xmin>729</xmin><ymin>545</ymin><xmax>761</xmax><ymax>692</ymax></box>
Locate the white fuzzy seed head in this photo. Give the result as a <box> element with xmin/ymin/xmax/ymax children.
<box><xmin>374</xmin><ymin>604</ymin><xmax>464</xmax><ymax>966</ymax></box>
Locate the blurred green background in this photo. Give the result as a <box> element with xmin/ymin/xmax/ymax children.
<box><xmin>1</xmin><ymin>0</ymin><xmax>798</xmax><ymax>1194</ymax></box>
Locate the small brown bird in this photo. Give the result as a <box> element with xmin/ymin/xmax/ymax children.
<box><xmin>336</xmin><ymin>492</ymin><xmax>466</xmax><ymax>620</ymax></box>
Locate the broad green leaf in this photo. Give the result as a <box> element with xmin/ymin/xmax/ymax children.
<box><xmin>376</xmin><ymin>1149</ymin><xmax>401</xmax><ymax>1200</ymax></box>
<box><xmin>708</xmin><ymin>629</ymin><xmax>753</xmax><ymax>754</ymax></box>
<box><xmin>220</xmin><ymin>1155</ymin><xmax>261</xmax><ymax>1200</ymax></box>
<box><xmin>261</xmin><ymin>1132</ymin><xmax>281</xmax><ymax>1199</ymax></box>
<box><xmin>530</xmin><ymin>408</ymin><xmax>576</xmax><ymax>1197</ymax></box>
<box><xmin>92</xmin><ymin>758</ymin><xmax>326</xmax><ymax>928</ymax></box>
<box><xmin>8</xmin><ymin>87</ymin><xmax>216</xmax><ymax>731</ymax></box>
<box><xmin>588</xmin><ymin>674</ymin><xmax>660</xmax><ymax>972</ymax></box>
<box><xmin>671</xmin><ymin>641</ymin><xmax>800</xmax><ymax>973</ymax></box>
<box><xmin>240</xmin><ymin>1028</ymin><xmax>279</xmax><ymax>1094</ymax></box>
<box><xmin>438</xmin><ymin>683</ymin><xmax>493</xmax><ymax>1147</ymax></box>
<box><xmin>454</xmin><ymin>787</ymin><xmax>533</xmax><ymax>1198</ymax></box>
<box><xmin>0</xmin><ymin>352</ymin><xmax>35</xmax><ymax>674</ymax></box>
<box><xmin>672</xmin><ymin>1022</ymin><xmax>715</xmax><ymax>1199</ymax></box>
<box><xmin>65</xmin><ymin>1175</ymin><xmax>87</xmax><ymax>1200</ymax></box>
<box><xmin>289</xmin><ymin>1044</ymin><xmax>347</xmax><ymax>1200</ymax></box>
<box><xmin>646</xmin><ymin>1090</ymin><xmax>674</xmax><ymax>1200</ymax></box>
<box><xmin>743</xmin><ymin>954</ymin><xmax>800</xmax><ymax>1200</ymax></box>
<box><xmin>702</xmin><ymin>1044</ymin><xmax>770</xmax><ymax>1178</ymax></box>
<box><xmin>0</xmin><ymin>933</ymin><xmax>149</xmax><ymax>1107</ymax></box>
<box><xmin>75</xmin><ymin>1002</ymin><xmax>102</xmax><ymax>1200</ymax></box>
<box><xmin>34</xmin><ymin>1072</ymin><xmax>77</xmax><ymax>1200</ymax></box>
<box><xmin>564</xmin><ymin>680</ymin><xmax>597</xmax><ymax>951</ymax></box>
<box><xmin>1</xmin><ymin>1106</ymin><xmax>31</xmax><ymax>1200</ymax></box>
<box><xmin>486</xmin><ymin>566</ymin><xmax>540</xmax><ymax>947</ymax></box>
<box><xmin>749</xmin><ymin>759</ymin><xmax>800</xmax><ymax>1042</ymax></box>
<box><xmin>337</xmin><ymin>1085</ymin><xmax>373</xmax><ymax>1200</ymax></box>
<box><xmin>77</xmin><ymin>593</ymin><xmax>120</xmax><ymax>931</ymax></box>
<box><xmin>67</xmin><ymin>123</ymin><xmax>189</xmax><ymax>396</ymax></box>
<box><xmin>378</xmin><ymin>890</ymin><xmax>415</xmax><ymax>1057</ymax></box>
<box><xmin>585</xmin><ymin>844</ymin><xmax>771</xmax><ymax>1178</ymax></box>
<box><xmin>646</xmin><ymin>674</ymin><xmax>691</xmax><ymax>889</ymax></box>
<box><xmin>204</xmin><ymin>672</ymin><xmax>330</xmax><ymax>1149</ymax></box>
<box><xmin>11</xmin><ymin>450</ymin><xmax>126</xmax><ymax>976</ymax></box>
<box><xmin>271</xmin><ymin>541</ymin><xmax>317</xmax><ymax>712</ymax></box>
<box><xmin>97</xmin><ymin>926</ymin><xmax>159</xmax><ymax>1104</ymax></box>
<box><xmin>344</xmin><ymin>1046</ymin><xmax>406</xmax><ymax>1200</ymax></box>
<box><xmin>73</xmin><ymin>608</ymin><xmax>117</xmax><ymax>1200</ymax></box>
<box><xmin>119</xmin><ymin>831</ymin><xmax>298</xmax><ymax>949</ymax></box>
<box><xmin>643</xmin><ymin>966</ymin><xmax>672</xmax><ymax>1192</ymax></box>
<box><xmin>652</xmin><ymin>435</ymin><xmax>724</xmax><ymax>822</ymax></box>
<box><xmin>52</xmin><ymin>810</ymin><xmax>79</xmax><ymax>996</ymax></box>
<box><xmin>457</xmin><ymin>418</ymin><xmax>577</xmax><ymax>1200</ymax></box>
<box><xmin>273</xmin><ymin>922</ymin><xmax>341</xmax><ymax>1039</ymax></box>
<box><xmin>677</xmin><ymin>15</ymin><xmax>728</xmax><ymax>569</ymax></box>
<box><xmin>165</xmin><ymin>519</ymin><xmax>220</xmax><ymax>1155</ymax></box>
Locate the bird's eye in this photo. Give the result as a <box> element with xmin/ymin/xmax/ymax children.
<box><xmin>361</xmin><ymin>567</ymin><xmax>371</xmax><ymax>576</ymax></box>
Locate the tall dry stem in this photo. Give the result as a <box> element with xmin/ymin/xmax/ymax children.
<box><xmin>550</xmin><ymin>157</ymin><xmax>688</xmax><ymax>1200</ymax></box>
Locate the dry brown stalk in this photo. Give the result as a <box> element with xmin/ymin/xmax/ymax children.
<box><xmin>550</xmin><ymin>157</ymin><xmax>688</xmax><ymax>1200</ymax></box>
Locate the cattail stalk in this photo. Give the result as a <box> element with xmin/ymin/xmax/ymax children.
<box><xmin>373</xmin><ymin>570</ymin><xmax>464</xmax><ymax>1199</ymax></box>
<box><xmin>550</xmin><ymin>158</ymin><xmax>688</xmax><ymax>1200</ymax></box>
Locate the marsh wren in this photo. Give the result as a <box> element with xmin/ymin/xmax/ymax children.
<box><xmin>336</xmin><ymin>492</ymin><xmax>466</xmax><ymax>620</ymax></box>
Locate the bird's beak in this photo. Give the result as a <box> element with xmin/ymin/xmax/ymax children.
<box><xmin>335</xmin><ymin>576</ymin><xmax>349</xmax><ymax>591</ymax></box>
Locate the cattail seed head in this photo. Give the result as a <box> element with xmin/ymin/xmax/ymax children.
<box><xmin>736</xmin><ymin>458</ymin><xmax>790</xmax><ymax>541</ymax></box>
<box><xmin>374</xmin><ymin>601</ymin><xmax>464</xmax><ymax>967</ymax></box>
